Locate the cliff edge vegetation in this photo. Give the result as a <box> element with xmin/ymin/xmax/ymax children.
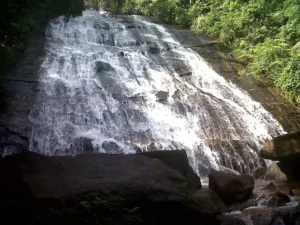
<box><xmin>118</xmin><ymin>0</ymin><xmax>300</xmax><ymax>105</ymax></box>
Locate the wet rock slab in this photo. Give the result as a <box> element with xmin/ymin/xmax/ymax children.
<box><xmin>0</xmin><ymin>29</ymin><xmax>45</xmax><ymax>154</ymax></box>
<box><xmin>0</xmin><ymin>151</ymin><xmax>200</xmax><ymax>202</ymax></box>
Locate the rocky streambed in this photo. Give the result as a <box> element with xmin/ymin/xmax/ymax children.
<box><xmin>1</xmin><ymin>149</ymin><xmax>300</xmax><ymax>225</ymax></box>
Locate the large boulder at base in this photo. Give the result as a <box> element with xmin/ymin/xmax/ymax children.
<box><xmin>267</xmin><ymin>191</ymin><xmax>290</xmax><ymax>207</ymax></box>
<box><xmin>209</xmin><ymin>170</ymin><xmax>254</xmax><ymax>204</ymax></box>
<box><xmin>193</xmin><ymin>189</ymin><xmax>225</xmax><ymax>215</ymax></box>
<box><xmin>259</xmin><ymin>131</ymin><xmax>300</xmax><ymax>161</ymax></box>
<box><xmin>0</xmin><ymin>151</ymin><xmax>197</xmax><ymax>203</ymax></box>
<box><xmin>0</xmin><ymin>151</ymin><xmax>209</xmax><ymax>225</ymax></box>
<box><xmin>264</xmin><ymin>162</ymin><xmax>287</xmax><ymax>181</ymax></box>
<box><xmin>138</xmin><ymin>150</ymin><xmax>202</xmax><ymax>192</ymax></box>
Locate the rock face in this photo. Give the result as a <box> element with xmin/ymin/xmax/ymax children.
<box><xmin>252</xmin><ymin>167</ymin><xmax>267</xmax><ymax>180</ymax></box>
<box><xmin>264</xmin><ymin>163</ymin><xmax>287</xmax><ymax>180</ymax></box>
<box><xmin>204</xmin><ymin>139</ymin><xmax>265</xmax><ymax>175</ymax></box>
<box><xmin>0</xmin><ymin>151</ymin><xmax>198</xmax><ymax>203</ymax></box>
<box><xmin>193</xmin><ymin>189</ymin><xmax>225</xmax><ymax>215</ymax></box>
<box><xmin>267</xmin><ymin>191</ymin><xmax>290</xmax><ymax>207</ymax></box>
<box><xmin>138</xmin><ymin>150</ymin><xmax>202</xmax><ymax>192</ymax></box>
<box><xmin>259</xmin><ymin>132</ymin><xmax>300</xmax><ymax>180</ymax></box>
<box><xmin>261</xmin><ymin>182</ymin><xmax>276</xmax><ymax>192</ymax></box>
<box><xmin>209</xmin><ymin>170</ymin><xmax>254</xmax><ymax>204</ymax></box>
<box><xmin>259</xmin><ymin>131</ymin><xmax>300</xmax><ymax>161</ymax></box>
<box><xmin>0</xmin><ymin>29</ymin><xmax>45</xmax><ymax>156</ymax></box>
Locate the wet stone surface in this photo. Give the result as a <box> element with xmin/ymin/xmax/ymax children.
<box><xmin>0</xmin><ymin>12</ymin><xmax>298</xmax><ymax>180</ymax></box>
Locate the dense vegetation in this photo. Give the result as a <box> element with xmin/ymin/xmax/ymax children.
<box><xmin>120</xmin><ymin>0</ymin><xmax>300</xmax><ymax>105</ymax></box>
<box><xmin>0</xmin><ymin>0</ymin><xmax>85</xmax><ymax>104</ymax></box>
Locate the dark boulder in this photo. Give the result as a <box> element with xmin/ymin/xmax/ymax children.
<box><xmin>155</xmin><ymin>91</ymin><xmax>169</xmax><ymax>103</ymax></box>
<box><xmin>252</xmin><ymin>167</ymin><xmax>267</xmax><ymax>180</ymax></box>
<box><xmin>68</xmin><ymin>137</ymin><xmax>95</xmax><ymax>155</ymax></box>
<box><xmin>259</xmin><ymin>131</ymin><xmax>300</xmax><ymax>181</ymax></box>
<box><xmin>178</xmin><ymin>71</ymin><xmax>193</xmax><ymax>77</ymax></box>
<box><xmin>148</xmin><ymin>47</ymin><xmax>161</xmax><ymax>54</ymax></box>
<box><xmin>261</xmin><ymin>182</ymin><xmax>276</xmax><ymax>192</ymax></box>
<box><xmin>95</xmin><ymin>61</ymin><xmax>115</xmax><ymax>73</ymax></box>
<box><xmin>120</xmin><ymin>51</ymin><xmax>126</xmax><ymax>57</ymax></box>
<box><xmin>193</xmin><ymin>189</ymin><xmax>225</xmax><ymax>215</ymax></box>
<box><xmin>267</xmin><ymin>196</ymin><xmax>287</xmax><ymax>207</ymax></box>
<box><xmin>101</xmin><ymin>141</ymin><xmax>123</xmax><ymax>154</ymax></box>
<box><xmin>278</xmin><ymin>161</ymin><xmax>300</xmax><ymax>180</ymax></box>
<box><xmin>0</xmin><ymin>151</ymin><xmax>198</xmax><ymax>202</ymax></box>
<box><xmin>242</xmin><ymin>207</ymin><xmax>275</xmax><ymax>225</ymax></box>
<box><xmin>266</xmin><ymin>191</ymin><xmax>290</xmax><ymax>207</ymax></box>
<box><xmin>209</xmin><ymin>170</ymin><xmax>254</xmax><ymax>204</ymax></box>
<box><xmin>264</xmin><ymin>163</ymin><xmax>287</xmax><ymax>181</ymax></box>
<box><xmin>147</xmin><ymin>142</ymin><xmax>160</xmax><ymax>152</ymax></box>
<box><xmin>0</xmin><ymin>151</ymin><xmax>205</xmax><ymax>225</ymax></box>
<box><xmin>274</xmin><ymin>191</ymin><xmax>290</xmax><ymax>202</ymax></box>
<box><xmin>259</xmin><ymin>131</ymin><xmax>300</xmax><ymax>161</ymax></box>
<box><xmin>138</xmin><ymin>150</ymin><xmax>202</xmax><ymax>192</ymax></box>
<box><xmin>242</xmin><ymin>203</ymin><xmax>300</xmax><ymax>225</ymax></box>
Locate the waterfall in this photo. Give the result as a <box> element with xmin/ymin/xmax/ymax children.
<box><xmin>29</xmin><ymin>10</ymin><xmax>285</xmax><ymax>177</ymax></box>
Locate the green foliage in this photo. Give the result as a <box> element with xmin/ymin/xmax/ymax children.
<box><xmin>85</xmin><ymin>0</ymin><xmax>124</xmax><ymax>13</ymax></box>
<box><xmin>121</xmin><ymin>0</ymin><xmax>300</xmax><ymax>104</ymax></box>
<box><xmin>37</xmin><ymin>196</ymin><xmax>142</xmax><ymax>225</ymax></box>
<box><xmin>2</xmin><ymin>0</ymin><xmax>299</xmax><ymax>104</ymax></box>
<box><xmin>123</xmin><ymin>0</ymin><xmax>192</xmax><ymax>25</ymax></box>
<box><xmin>277</xmin><ymin>49</ymin><xmax>300</xmax><ymax>104</ymax></box>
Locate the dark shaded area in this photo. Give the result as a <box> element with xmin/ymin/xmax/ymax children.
<box><xmin>278</xmin><ymin>162</ymin><xmax>300</xmax><ymax>181</ymax></box>
<box><xmin>0</xmin><ymin>0</ymin><xmax>85</xmax><ymax>104</ymax></box>
<box><xmin>0</xmin><ymin>150</ymin><xmax>227</xmax><ymax>225</ymax></box>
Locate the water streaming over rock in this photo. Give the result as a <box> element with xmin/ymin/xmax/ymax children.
<box><xmin>29</xmin><ymin>10</ymin><xmax>285</xmax><ymax>177</ymax></box>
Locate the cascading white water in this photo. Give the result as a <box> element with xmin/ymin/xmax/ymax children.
<box><xmin>29</xmin><ymin>10</ymin><xmax>285</xmax><ymax>177</ymax></box>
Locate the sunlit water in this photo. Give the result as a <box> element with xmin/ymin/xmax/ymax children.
<box><xmin>29</xmin><ymin>10</ymin><xmax>285</xmax><ymax>177</ymax></box>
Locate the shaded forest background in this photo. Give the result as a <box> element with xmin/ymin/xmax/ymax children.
<box><xmin>1</xmin><ymin>0</ymin><xmax>299</xmax><ymax>105</ymax></box>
